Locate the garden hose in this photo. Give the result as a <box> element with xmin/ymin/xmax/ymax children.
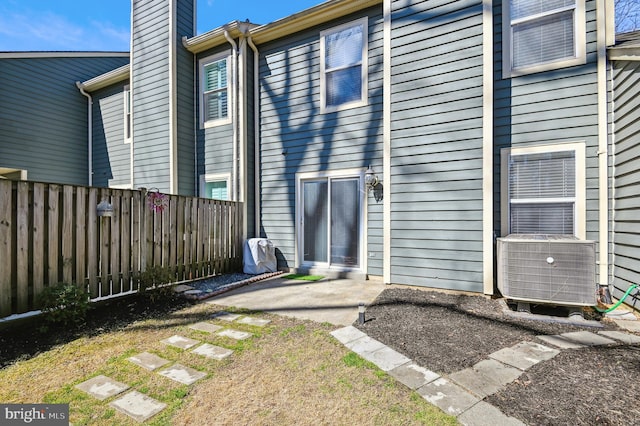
<box><xmin>594</xmin><ymin>284</ymin><xmax>639</xmax><ymax>313</ymax></box>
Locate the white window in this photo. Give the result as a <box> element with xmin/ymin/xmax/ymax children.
<box><xmin>200</xmin><ymin>54</ymin><xmax>231</xmax><ymax>128</ymax></box>
<box><xmin>501</xmin><ymin>143</ymin><xmax>585</xmax><ymax>238</ymax></box>
<box><xmin>124</xmin><ymin>85</ymin><xmax>132</xmax><ymax>144</ymax></box>
<box><xmin>200</xmin><ymin>174</ymin><xmax>230</xmax><ymax>200</ymax></box>
<box><xmin>320</xmin><ymin>18</ymin><xmax>368</xmax><ymax>113</ymax></box>
<box><xmin>503</xmin><ymin>0</ymin><xmax>585</xmax><ymax>77</ymax></box>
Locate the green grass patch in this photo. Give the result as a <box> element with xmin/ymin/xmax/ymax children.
<box><xmin>341</xmin><ymin>352</ymin><xmax>377</xmax><ymax>370</ymax></box>
<box><xmin>282</xmin><ymin>274</ymin><xmax>325</xmax><ymax>281</ymax></box>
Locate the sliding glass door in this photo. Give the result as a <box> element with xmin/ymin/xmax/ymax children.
<box><xmin>300</xmin><ymin>176</ymin><xmax>362</xmax><ymax>268</ymax></box>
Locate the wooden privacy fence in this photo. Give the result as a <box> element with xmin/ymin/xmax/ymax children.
<box><xmin>0</xmin><ymin>180</ymin><xmax>243</xmax><ymax>317</ymax></box>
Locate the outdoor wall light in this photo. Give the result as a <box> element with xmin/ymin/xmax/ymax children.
<box><xmin>96</xmin><ymin>199</ymin><xmax>114</xmax><ymax>217</ymax></box>
<box><xmin>364</xmin><ymin>165</ymin><xmax>383</xmax><ymax>202</ymax></box>
<box><xmin>364</xmin><ymin>165</ymin><xmax>379</xmax><ymax>190</ymax></box>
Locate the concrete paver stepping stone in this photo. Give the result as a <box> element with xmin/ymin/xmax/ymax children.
<box><xmin>599</xmin><ymin>330</ymin><xmax>640</xmax><ymax>344</ymax></box>
<box><xmin>417</xmin><ymin>377</ymin><xmax>480</xmax><ymax>416</ymax></box>
<box><xmin>605</xmin><ymin>309</ymin><xmax>638</xmax><ymax>321</ymax></box>
<box><xmin>189</xmin><ymin>322</ymin><xmax>224</xmax><ymax>333</ymax></box>
<box><xmin>613</xmin><ymin>319</ymin><xmax>640</xmax><ymax>333</ymax></box>
<box><xmin>330</xmin><ymin>326</ymin><xmax>367</xmax><ymax>344</ymax></box>
<box><xmin>158</xmin><ymin>363</ymin><xmax>207</xmax><ymax>385</ymax></box>
<box><xmin>109</xmin><ymin>390</ymin><xmax>166</xmax><ymax>423</ymax></box>
<box><xmin>191</xmin><ymin>343</ymin><xmax>234</xmax><ymax>360</ymax></box>
<box><xmin>173</xmin><ymin>284</ymin><xmax>194</xmax><ymax>293</ymax></box>
<box><xmin>358</xmin><ymin>345</ymin><xmax>411</xmax><ymax>372</ymax></box>
<box><xmin>450</xmin><ymin>359</ymin><xmax>522</xmax><ymax>398</ymax></box>
<box><xmin>75</xmin><ymin>375</ymin><xmax>130</xmax><ymax>401</ymax></box>
<box><xmin>489</xmin><ymin>341</ymin><xmax>559</xmax><ymax>371</ymax></box>
<box><xmin>128</xmin><ymin>352</ymin><xmax>171</xmax><ymax>371</ymax></box>
<box><xmin>217</xmin><ymin>329</ymin><xmax>252</xmax><ymax>340</ymax></box>
<box><xmin>344</xmin><ymin>335</ymin><xmax>387</xmax><ymax>355</ymax></box>
<box><xmin>458</xmin><ymin>401</ymin><xmax>526</xmax><ymax>426</ymax></box>
<box><xmin>210</xmin><ymin>311</ymin><xmax>242</xmax><ymax>321</ymax></box>
<box><xmin>389</xmin><ymin>362</ymin><xmax>440</xmax><ymax>390</ymax></box>
<box><xmin>161</xmin><ymin>335</ymin><xmax>200</xmax><ymax>350</ymax></box>
<box><xmin>536</xmin><ymin>335</ymin><xmax>586</xmax><ymax>349</ymax></box>
<box><xmin>238</xmin><ymin>316</ymin><xmax>271</xmax><ymax>327</ymax></box>
<box><xmin>558</xmin><ymin>331</ymin><xmax>617</xmax><ymax>346</ymax></box>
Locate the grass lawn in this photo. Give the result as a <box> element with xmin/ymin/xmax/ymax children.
<box><xmin>0</xmin><ymin>301</ymin><xmax>457</xmax><ymax>425</ymax></box>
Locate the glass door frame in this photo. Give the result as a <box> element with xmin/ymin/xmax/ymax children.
<box><xmin>295</xmin><ymin>168</ymin><xmax>367</xmax><ymax>272</ymax></box>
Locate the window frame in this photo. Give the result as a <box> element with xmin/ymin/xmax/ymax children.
<box><xmin>319</xmin><ymin>17</ymin><xmax>368</xmax><ymax>114</ymax></box>
<box><xmin>200</xmin><ymin>173</ymin><xmax>231</xmax><ymax>200</ymax></box>
<box><xmin>502</xmin><ymin>0</ymin><xmax>586</xmax><ymax>78</ymax></box>
<box><xmin>500</xmin><ymin>142</ymin><xmax>586</xmax><ymax>238</ymax></box>
<box><xmin>199</xmin><ymin>52</ymin><xmax>232</xmax><ymax>129</ymax></box>
<box><xmin>123</xmin><ymin>85</ymin><xmax>132</xmax><ymax>144</ymax></box>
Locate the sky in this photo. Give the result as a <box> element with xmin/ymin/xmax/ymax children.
<box><xmin>0</xmin><ymin>0</ymin><xmax>323</xmax><ymax>51</ymax></box>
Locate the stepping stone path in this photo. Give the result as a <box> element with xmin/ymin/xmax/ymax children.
<box><xmin>72</xmin><ymin>311</ymin><xmax>270</xmax><ymax>423</ymax></box>
<box><xmin>332</xmin><ymin>325</ymin><xmax>640</xmax><ymax>426</ymax></box>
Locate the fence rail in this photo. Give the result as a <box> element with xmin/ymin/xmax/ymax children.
<box><xmin>0</xmin><ymin>181</ymin><xmax>243</xmax><ymax>317</ymax></box>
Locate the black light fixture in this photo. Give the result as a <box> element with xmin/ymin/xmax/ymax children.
<box><xmin>364</xmin><ymin>165</ymin><xmax>378</xmax><ymax>190</ymax></box>
<box><xmin>364</xmin><ymin>165</ymin><xmax>383</xmax><ymax>202</ymax></box>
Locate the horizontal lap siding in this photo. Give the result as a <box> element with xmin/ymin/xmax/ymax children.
<box><xmin>390</xmin><ymin>0</ymin><xmax>484</xmax><ymax>292</ymax></box>
<box><xmin>0</xmin><ymin>56</ymin><xmax>129</xmax><ymax>185</ymax></box>
<box><xmin>613</xmin><ymin>60</ymin><xmax>640</xmax><ymax>307</ymax></box>
<box><xmin>493</xmin><ymin>0</ymin><xmax>602</xmax><ymax>276</ymax></box>
<box><xmin>93</xmin><ymin>84</ymin><xmax>131</xmax><ymax>187</ymax></box>
<box><xmin>259</xmin><ymin>7</ymin><xmax>384</xmax><ymax>272</ymax></box>
<box><xmin>132</xmin><ymin>0</ymin><xmax>171</xmax><ymax>192</ymax></box>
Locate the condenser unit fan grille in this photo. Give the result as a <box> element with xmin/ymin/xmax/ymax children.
<box><xmin>497</xmin><ymin>235</ymin><xmax>596</xmax><ymax>306</ymax></box>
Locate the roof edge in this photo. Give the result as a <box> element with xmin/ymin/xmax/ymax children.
<box><xmin>0</xmin><ymin>51</ymin><xmax>129</xmax><ymax>59</ymax></box>
<box><xmin>79</xmin><ymin>64</ymin><xmax>130</xmax><ymax>91</ymax></box>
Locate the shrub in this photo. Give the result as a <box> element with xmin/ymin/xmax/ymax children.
<box><xmin>37</xmin><ymin>282</ymin><xmax>90</xmax><ymax>328</ymax></box>
<box><xmin>136</xmin><ymin>265</ymin><xmax>176</xmax><ymax>302</ymax></box>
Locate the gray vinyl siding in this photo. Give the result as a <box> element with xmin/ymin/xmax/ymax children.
<box><xmin>0</xmin><ymin>56</ymin><xmax>129</xmax><ymax>185</ymax></box>
<box><xmin>92</xmin><ymin>83</ymin><xmax>131</xmax><ymax>187</ymax></box>
<box><xmin>176</xmin><ymin>0</ymin><xmax>195</xmax><ymax>195</ymax></box>
<box><xmin>259</xmin><ymin>7</ymin><xmax>384</xmax><ymax>272</ymax></box>
<box><xmin>196</xmin><ymin>46</ymin><xmax>234</xmax><ymax>191</ymax></box>
<box><xmin>132</xmin><ymin>0</ymin><xmax>171</xmax><ymax>192</ymax></box>
<box><xmin>493</xmin><ymin>0</ymin><xmax>602</xmax><ymax>276</ymax></box>
<box><xmin>612</xmin><ymin>59</ymin><xmax>640</xmax><ymax>308</ymax></box>
<box><xmin>389</xmin><ymin>0</ymin><xmax>485</xmax><ymax>291</ymax></box>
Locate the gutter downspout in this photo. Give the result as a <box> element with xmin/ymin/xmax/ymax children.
<box><xmin>76</xmin><ymin>82</ymin><xmax>93</xmax><ymax>186</ymax></box>
<box><xmin>224</xmin><ymin>30</ymin><xmax>239</xmax><ymax>202</ymax></box>
<box><xmin>247</xmin><ymin>36</ymin><xmax>260</xmax><ymax>237</ymax></box>
<box><xmin>596</xmin><ymin>0</ymin><xmax>609</xmax><ymax>290</ymax></box>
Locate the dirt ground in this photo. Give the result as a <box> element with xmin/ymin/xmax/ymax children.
<box><xmin>355</xmin><ymin>287</ymin><xmax>640</xmax><ymax>426</ymax></box>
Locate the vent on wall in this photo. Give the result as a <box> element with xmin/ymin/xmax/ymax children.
<box><xmin>497</xmin><ymin>234</ymin><xmax>597</xmax><ymax>306</ymax></box>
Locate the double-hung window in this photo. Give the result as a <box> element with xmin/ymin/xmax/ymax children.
<box><xmin>503</xmin><ymin>0</ymin><xmax>585</xmax><ymax>77</ymax></box>
<box><xmin>200</xmin><ymin>174</ymin><xmax>230</xmax><ymax>200</ymax></box>
<box><xmin>200</xmin><ymin>54</ymin><xmax>230</xmax><ymax>127</ymax></box>
<box><xmin>320</xmin><ymin>18</ymin><xmax>368</xmax><ymax>113</ymax></box>
<box><xmin>501</xmin><ymin>143</ymin><xmax>585</xmax><ymax>238</ymax></box>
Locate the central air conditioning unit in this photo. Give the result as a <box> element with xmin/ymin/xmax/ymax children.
<box><xmin>497</xmin><ymin>234</ymin><xmax>597</xmax><ymax>306</ymax></box>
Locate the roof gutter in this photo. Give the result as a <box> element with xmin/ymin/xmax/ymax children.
<box><xmin>76</xmin><ymin>82</ymin><xmax>93</xmax><ymax>186</ymax></box>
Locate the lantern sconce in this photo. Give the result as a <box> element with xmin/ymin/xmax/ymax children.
<box><xmin>364</xmin><ymin>165</ymin><xmax>383</xmax><ymax>202</ymax></box>
<box><xmin>97</xmin><ymin>199</ymin><xmax>114</xmax><ymax>218</ymax></box>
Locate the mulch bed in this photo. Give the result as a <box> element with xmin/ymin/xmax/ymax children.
<box><xmin>355</xmin><ymin>287</ymin><xmax>640</xmax><ymax>425</ymax></box>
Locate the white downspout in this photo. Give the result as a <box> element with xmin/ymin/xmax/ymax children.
<box><xmin>76</xmin><ymin>82</ymin><xmax>93</xmax><ymax>186</ymax></box>
<box><xmin>224</xmin><ymin>30</ymin><xmax>239</xmax><ymax>202</ymax></box>
<box><xmin>247</xmin><ymin>36</ymin><xmax>260</xmax><ymax>237</ymax></box>
<box><xmin>597</xmin><ymin>0</ymin><xmax>609</xmax><ymax>288</ymax></box>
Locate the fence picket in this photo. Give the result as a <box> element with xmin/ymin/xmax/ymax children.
<box><xmin>87</xmin><ymin>188</ymin><xmax>98</xmax><ymax>298</ymax></box>
<box><xmin>62</xmin><ymin>185</ymin><xmax>74</xmax><ymax>284</ymax></box>
<box><xmin>121</xmin><ymin>191</ymin><xmax>132</xmax><ymax>292</ymax></box>
<box><xmin>47</xmin><ymin>185</ymin><xmax>60</xmax><ymax>287</ymax></box>
<box><xmin>75</xmin><ymin>186</ymin><xmax>87</xmax><ymax>292</ymax></box>
<box><xmin>111</xmin><ymin>195</ymin><xmax>121</xmax><ymax>294</ymax></box>
<box><xmin>0</xmin><ymin>181</ymin><xmax>12</xmax><ymax>316</ymax></box>
<box><xmin>32</xmin><ymin>183</ymin><xmax>45</xmax><ymax>301</ymax></box>
<box><xmin>99</xmin><ymin>189</ymin><xmax>111</xmax><ymax>297</ymax></box>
